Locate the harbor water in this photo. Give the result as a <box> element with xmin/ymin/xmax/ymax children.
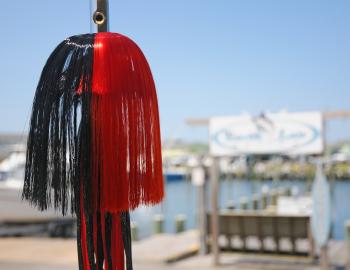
<box><xmin>131</xmin><ymin>178</ymin><xmax>350</xmax><ymax>240</ymax></box>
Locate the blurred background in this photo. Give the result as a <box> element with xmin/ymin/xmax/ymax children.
<box><xmin>0</xmin><ymin>0</ymin><xmax>350</xmax><ymax>269</ymax></box>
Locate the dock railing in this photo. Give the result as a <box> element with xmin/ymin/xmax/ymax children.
<box><xmin>207</xmin><ymin>211</ymin><xmax>315</xmax><ymax>258</ymax></box>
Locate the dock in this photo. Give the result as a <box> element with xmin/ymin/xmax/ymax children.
<box><xmin>133</xmin><ymin>230</ymin><xmax>199</xmax><ymax>263</ymax></box>
<box><xmin>0</xmin><ymin>232</ymin><xmax>347</xmax><ymax>270</ymax></box>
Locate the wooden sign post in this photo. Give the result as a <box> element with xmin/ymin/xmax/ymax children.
<box><xmin>311</xmin><ymin>161</ymin><xmax>331</xmax><ymax>270</ymax></box>
<box><xmin>210</xmin><ymin>157</ymin><xmax>220</xmax><ymax>266</ymax></box>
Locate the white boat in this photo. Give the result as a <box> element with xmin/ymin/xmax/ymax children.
<box><xmin>0</xmin><ymin>151</ymin><xmax>74</xmax><ymax>237</ymax></box>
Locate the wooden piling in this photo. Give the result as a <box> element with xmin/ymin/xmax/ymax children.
<box><xmin>175</xmin><ymin>215</ymin><xmax>186</xmax><ymax>233</ymax></box>
<box><xmin>239</xmin><ymin>197</ymin><xmax>248</xmax><ymax>210</ymax></box>
<box><xmin>131</xmin><ymin>222</ymin><xmax>138</xmax><ymax>241</ymax></box>
<box><xmin>270</xmin><ymin>189</ymin><xmax>278</xmax><ymax>206</ymax></box>
<box><xmin>252</xmin><ymin>194</ymin><xmax>259</xmax><ymax>210</ymax></box>
<box><xmin>153</xmin><ymin>214</ymin><xmax>164</xmax><ymax>234</ymax></box>
<box><xmin>226</xmin><ymin>200</ymin><xmax>235</xmax><ymax>210</ymax></box>
<box><xmin>261</xmin><ymin>192</ymin><xmax>268</xmax><ymax>209</ymax></box>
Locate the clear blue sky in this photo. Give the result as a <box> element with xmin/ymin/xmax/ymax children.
<box><xmin>1</xmin><ymin>0</ymin><xmax>349</xmax><ymax>143</ymax></box>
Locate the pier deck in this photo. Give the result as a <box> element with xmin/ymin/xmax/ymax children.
<box><xmin>0</xmin><ymin>234</ymin><xmax>347</xmax><ymax>270</ymax></box>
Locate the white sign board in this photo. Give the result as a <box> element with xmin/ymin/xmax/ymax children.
<box><xmin>209</xmin><ymin>111</ymin><xmax>323</xmax><ymax>156</ymax></box>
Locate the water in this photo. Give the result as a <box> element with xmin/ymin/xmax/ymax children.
<box><xmin>131</xmin><ymin>179</ymin><xmax>350</xmax><ymax>240</ymax></box>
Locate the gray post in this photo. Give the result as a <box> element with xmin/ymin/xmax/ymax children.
<box><xmin>346</xmin><ymin>221</ymin><xmax>350</xmax><ymax>270</ymax></box>
<box><xmin>90</xmin><ymin>0</ymin><xmax>109</xmax><ymax>33</ymax></box>
<box><xmin>197</xmin><ymin>168</ymin><xmax>208</xmax><ymax>255</ymax></box>
<box><xmin>210</xmin><ymin>157</ymin><xmax>220</xmax><ymax>266</ymax></box>
<box><xmin>320</xmin><ymin>245</ymin><xmax>329</xmax><ymax>270</ymax></box>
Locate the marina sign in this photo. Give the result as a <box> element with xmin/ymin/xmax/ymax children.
<box><xmin>209</xmin><ymin>111</ymin><xmax>323</xmax><ymax>156</ymax></box>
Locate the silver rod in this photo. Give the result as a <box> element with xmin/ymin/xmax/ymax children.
<box><xmin>90</xmin><ymin>0</ymin><xmax>109</xmax><ymax>33</ymax></box>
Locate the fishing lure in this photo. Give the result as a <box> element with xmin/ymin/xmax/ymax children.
<box><xmin>22</xmin><ymin>2</ymin><xmax>164</xmax><ymax>269</ymax></box>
